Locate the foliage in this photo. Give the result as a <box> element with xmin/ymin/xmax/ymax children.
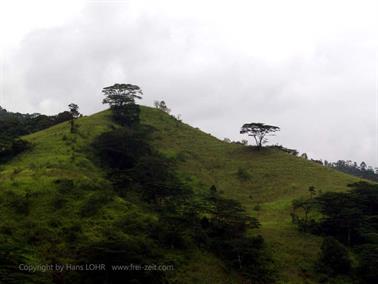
<box><xmin>68</xmin><ymin>103</ymin><xmax>80</xmax><ymax>133</ymax></box>
<box><xmin>269</xmin><ymin>145</ymin><xmax>298</xmax><ymax>156</ymax></box>
<box><xmin>236</xmin><ymin>167</ymin><xmax>251</xmax><ymax>181</ymax></box>
<box><xmin>327</xmin><ymin>159</ymin><xmax>378</xmax><ymax>182</ymax></box>
<box><xmin>154</xmin><ymin>100</ymin><xmax>171</xmax><ymax>114</ymax></box>
<box><xmin>203</xmin><ymin>187</ymin><xmax>275</xmax><ymax>283</ymax></box>
<box><xmin>240</xmin><ymin>123</ymin><xmax>280</xmax><ymax>149</ymax></box>
<box><xmin>0</xmin><ymin>243</ymin><xmax>43</xmax><ymax>283</ymax></box>
<box><xmin>93</xmin><ymin>96</ymin><xmax>274</xmax><ymax>283</ymax></box>
<box><xmin>292</xmin><ymin>182</ymin><xmax>378</xmax><ymax>283</ymax></box>
<box><xmin>0</xmin><ymin>139</ymin><xmax>32</xmax><ymax>163</ymax></box>
<box><xmin>0</xmin><ymin>104</ymin><xmax>363</xmax><ymax>283</ymax></box>
<box><xmin>102</xmin><ymin>83</ymin><xmax>143</xmax><ymax>125</ymax></box>
<box><xmin>77</xmin><ymin>239</ymin><xmax>165</xmax><ymax>284</ymax></box>
<box><xmin>0</xmin><ymin>106</ymin><xmax>71</xmax><ymax>150</ymax></box>
<box><xmin>356</xmin><ymin>244</ymin><xmax>378</xmax><ymax>283</ymax></box>
<box><xmin>93</xmin><ymin>127</ymin><xmax>152</xmax><ymax>170</ymax></box>
<box><xmin>316</xmin><ymin>237</ymin><xmax>351</xmax><ymax>276</ymax></box>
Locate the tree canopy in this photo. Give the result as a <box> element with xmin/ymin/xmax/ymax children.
<box><xmin>68</xmin><ymin>103</ymin><xmax>80</xmax><ymax>133</ymax></box>
<box><xmin>68</xmin><ymin>103</ymin><xmax>80</xmax><ymax>118</ymax></box>
<box><xmin>240</xmin><ymin>123</ymin><xmax>280</xmax><ymax>149</ymax></box>
<box><xmin>102</xmin><ymin>83</ymin><xmax>143</xmax><ymax>125</ymax></box>
<box><xmin>102</xmin><ymin>83</ymin><xmax>143</xmax><ymax>107</ymax></box>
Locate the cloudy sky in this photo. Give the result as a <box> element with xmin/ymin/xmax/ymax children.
<box><xmin>0</xmin><ymin>0</ymin><xmax>377</xmax><ymax>166</ymax></box>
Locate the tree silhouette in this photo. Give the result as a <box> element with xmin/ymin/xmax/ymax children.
<box><xmin>102</xmin><ymin>83</ymin><xmax>143</xmax><ymax>125</ymax></box>
<box><xmin>68</xmin><ymin>103</ymin><xmax>80</xmax><ymax>133</ymax></box>
<box><xmin>240</xmin><ymin>123</ymin><xmax>280</xmax><ymax>150</ymax></box>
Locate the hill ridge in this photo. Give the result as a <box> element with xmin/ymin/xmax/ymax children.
<box><xmin>0</xmin><ymin>106</ymin><xmax>361</xmax><ymax>283</ymax></box>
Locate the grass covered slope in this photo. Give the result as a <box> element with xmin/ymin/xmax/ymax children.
<box><xmin>0</xmin><ymin>106</ymin><xmax>360</xmax><ymax>283</ymax></box>
<box><xmin>0</xmin><ymin>110</ymin><xmax>238</xmax><ymax>283</ymax></box>
<box><xmin>140</xmin><ymin>106</ymin><xmax>360</xmax><ymax>283</ymax></box>
<box><xmin>0</xmin><ymin>111</ymin><xmax>126</xmax><ymax>281</ymax></box>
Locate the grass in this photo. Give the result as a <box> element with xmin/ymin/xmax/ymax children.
<box><xmin>0</xmin><ymin>106</ymin><xmax>362</xmax><ymax>283</ymax></box>
<box><xmin>140</xmin><ymin>106</ymin><xmax>361</xmax><ymax>283</ymax></box>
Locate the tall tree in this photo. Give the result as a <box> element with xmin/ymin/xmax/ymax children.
<box><xmin>68</xmin><ymin>103</ymin><xmax>80</xmax><ymax>133</ymax></box>
<box><xmin>102</xmin><ymin>83</ymin><xmax>143</xmax><ymax>125</ymax></box>
<box><xmin>240</xmin><ymin>123</ymin><xmax>280</xmax><ymax>150</ymax></box>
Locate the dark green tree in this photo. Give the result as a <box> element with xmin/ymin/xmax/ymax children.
<box><xmin>316</xmin><ymin>192</ymin><xmax>363</xmax><ymax>245</ymax></box>
<box><xmin>102</xmin><ymin>83</ymin><xmax>143</xmax><ymax>125</ymax></box>
<box><xmin>68</xmin><ymin>103</ymin><xmax>80</xmax><ymax>133</ymax></box>
<box><xmin>203</xmin><ymin>190</ymin><xmax>274</xmax><ymax>283</ymax></box>
<box><xmin>316</xmin><ymin>237</ymin><xmax>351</xmax><ymax>276</ymax></box>
<box><xmin>357</xmin><ymin>244</ymin><xmax>378</xmax><ymax>283</ymax></box>
<box><xmin>240</xmin><ymin>123</ymin><xmax>280</xmax><ymax>150</ymax></box>
<box><xmin>308</xmin><ymin>186</ymin><xmax>316</xmax><ymax>199</ymax></box>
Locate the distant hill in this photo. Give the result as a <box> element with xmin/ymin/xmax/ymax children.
<box><xmin>326</xmin><ymin>160</ymin><xmax>378</xmax><ymax>182</ymax></box>
<box><xmin>0</xmin><ymin>106</ymin><xmax>363</xmax><ymax>283</ymax></box>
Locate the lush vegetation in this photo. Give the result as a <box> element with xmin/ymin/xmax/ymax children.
<box><xmin>87</xmin><ymin>84</ymin><xmax>275</xmax><ymax>283</ymax></box>
<box><xmin>292</xmin><ymin>182</ymin><xmax>378</xmax><ymax>283</ymax></box>
<box><xmin>0</xmin><ymin>89</ymin><xmax>374</xmax><ymax>283</ymax></box>
<box><xmin>0</xmin><ymin>106</ymin><xmax>72</xmax><ymax>162</ymax></box>
<box><xmin>326</xmin><ymin>160</ymin><xmax>378</xmax><ymax>182</ymax></box>
<box><xmin>0</xmin><ymin>106</ymin><xmax>72</xmax><ymax>146</ymax></box>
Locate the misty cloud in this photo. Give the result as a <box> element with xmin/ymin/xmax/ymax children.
<box><xmin>1</xmin><ymin>1</ymin><xmax>377</xmax><ymax>166</ymax></box>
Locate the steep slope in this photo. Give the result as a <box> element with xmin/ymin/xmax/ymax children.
<box><xmin>0</xmin><ymin>110</ymin><xmax>238</xmax><ymax>284</ymax></box>
<box><xmin>0</xmin><ymin>106</ymin><xmax>360</xmax><ymax>283</ymax></box>
<box><xmin>139</xmin><ymin>106</ymin><xmax>360</xmax><ymax>283</ymax></box>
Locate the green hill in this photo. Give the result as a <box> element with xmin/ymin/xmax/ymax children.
<box><xmin>0</xmin><ymin>106</ymin><xmax>360</xmax><ymax>283</ymax></box>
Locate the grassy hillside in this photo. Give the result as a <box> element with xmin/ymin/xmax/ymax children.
<box><xmin>0</xmin><ymin>110</ymin><xmax>239</xmax><ymax>283</ymax></box>
<box><xmin>139</xmin><ymin>107</ymin><xmax>360</xmax><ymax>283</ymax></box>
<box><xmin>0</xmin><ymin>106</ymin><xmax>360</xmax><ymax>283</ymax></box>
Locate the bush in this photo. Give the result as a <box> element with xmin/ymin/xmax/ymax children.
<box><xmin>52</xmin><ymin>193</ymin><xmax>66</xmax><ymax>210</ymax></box>
<box><xmin>92</xmin><ymin>127</ymin><xmax>152</xmax><ymax>170</ymax></box>
<box><xmin>54</xmin><ymin>179</ymin><xmax>74</xmax><ymax>193</ymax></box>
<box><xmin>0</xmin><ymin>139</ymin><xmax>32</xmax><ymax>162</ymax></box>
<box><xmin>80</xmin><ymin>192</ymin><xmax>113</xmax><ymax>217</ymax></box>
<box><xmin>237</xmin><ymin>167</ymin><xmax>251</xmax><ymax>181</ymax></box>
<box><xmin>316</xmin><ymin>237</ymin><xmax>351</xmax><ymax>276</ymax></box>
<box><xmin>356</xmin><ymin>244</ymin><xmax>378</xmax><ymax>283</ymax></box>
<box><xmin>5</xmin><ymin>191</ymin><xmax>30</xmax><ymax>216</ymax></box>
<box><xmin>0</xmin><ymin>244</ymin><xmax>41</xmax><ymax>283</ymax></box>
<box><xmin>78</xmin><ymin>239</ymin><xmax>164</xmax><ymax>284</ymax></box>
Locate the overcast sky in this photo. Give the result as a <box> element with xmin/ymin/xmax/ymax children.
<box><xmin>0</xmin><ymin>0</ymin><xmax>377</xmax><ymax>166</ymax></box>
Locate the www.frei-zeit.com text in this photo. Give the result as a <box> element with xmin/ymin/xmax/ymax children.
<box><xmin>18</xmin><ymin>264</ymin><xmax>175</xmax><ymax>273</ymax></box>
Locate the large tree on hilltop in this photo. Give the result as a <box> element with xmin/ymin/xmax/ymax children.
<box><xmin>240</xmin><ymin>123</ymin><xmax>280</xmax><ymax>149</ymax></box>
<box><xmin>102</xmin><ymin>83</ymin><xmax>143</xmax><ymax>106</ymax></box>
<box><xmin>102</xmin><ymin>83</ymin><xmax>143</xmax><ymax>125</ymax></box>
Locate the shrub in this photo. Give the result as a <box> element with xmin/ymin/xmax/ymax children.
<box><xmin>356</xmin><ymin>244</ymin><xmax>378</xmax><ymax>283</ymax></box>
<box><xmin>0</xmin><ymin>139</ymin><xmax>32</xmax><ymax>163</ymax></box>
<box><xmin>52</xmin><ymin>194</ymin><xmax>66</xmax><ymax>210</ymax></box>
<box><xmin>254</xmin><ymin>204</ymin><xmax>261</xmax><ymax>211</ymax></box>
<box><xmin>80</xmin><ymin>192</ymin><xmax>113</xmax><ymax>217</ymax></box>
<box><xmin>237</xmin><ymin>167</ymin><xmax>251</xmax><ymax>181</ymax></box>
<box><xmin>54</xmin><ymin>179</ymin><xmax>74</xmax><ymax>194</ymax></box>
<box><xmin>316</xmin><ymin>237</ymin><xmax>351</xmax><ymax>276</ymax></box>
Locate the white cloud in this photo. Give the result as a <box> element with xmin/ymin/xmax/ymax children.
<box><xmin>1</xmin><ymin>0</ymin><xmax>377</xmax><ymax>166</ymax></box>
